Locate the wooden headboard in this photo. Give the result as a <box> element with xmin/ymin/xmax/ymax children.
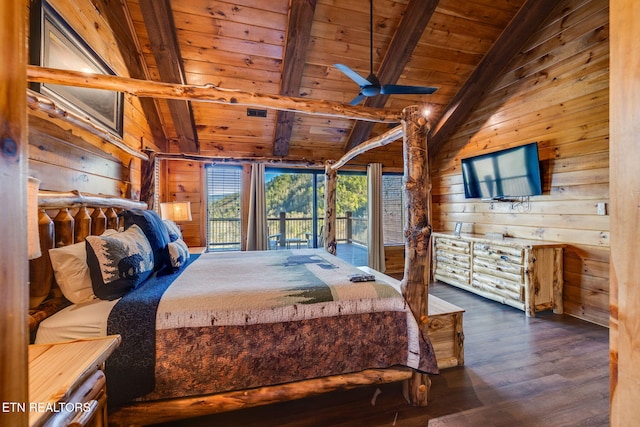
<box><xmin>28</xmin><ymin>190</ymin><xmax>147</xmax><ymax>332</ymax></box>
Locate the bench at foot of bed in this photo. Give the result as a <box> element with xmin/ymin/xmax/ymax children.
<box><xmin>357</xmin><ymin>267</ymin><xmax>465</xmax><ymax>369</ymax></box>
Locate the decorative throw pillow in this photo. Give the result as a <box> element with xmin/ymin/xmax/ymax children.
<box><xmin>86</xmin><ymin>225</ymin><xmax>154</xmax><ymax>300</ymax></box>
<box><xmin>163</xmin><ymin>219</ymin><xmax>182</xmax><ymax>242</ymax></box>
<box><xmin>167</xmin><ymin>239</ymin><xmax>189</xmax><ymax>270</ymax></box>
<box><xmin>49</xmin><ymin>241</ymin><xmax>95</xmax><ymax>304</ymax></box>
<box><xmin>120</xmin><ymin>209</ymin><xmax>171</xmax><ymax>270</ymax></box>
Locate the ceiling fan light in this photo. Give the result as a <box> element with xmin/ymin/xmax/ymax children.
<box><xmin>361</xmin><ymin>86</ymin><xmax>380</xmax><ymax>97</ymax></box>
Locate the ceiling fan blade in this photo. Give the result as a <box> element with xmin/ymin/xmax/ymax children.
<box><xmin>334</xmin><ymin>64</ymin><xmax>372</xmax><ymax>88</ymax></box>
<box><xmin>349</xmin><ymin>94</ymin><xmax>367</xmax><ymax>105</ymax></box>
<box><xmin>380</xmin><ymin>84</ymin><xmax>438</xmax><ymax>95</ymax></box>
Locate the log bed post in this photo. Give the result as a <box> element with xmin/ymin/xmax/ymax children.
<box><xmin>400</xmin><ymin>105</ymin><xmax>432</xmax><ymax>406</ymax></box>
<box><xmin>140</xmin><ymin>149</ymin><xmax>157</xmax><ymax>211</ymax></box>
<box><xmin>323</xmin><ymin>160</ymin><xmax>337</xmax><ymax>255</ymax></box>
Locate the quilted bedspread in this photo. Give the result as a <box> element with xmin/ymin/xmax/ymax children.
<box><xmin>108</xmin><ymin>249</ymin><xmax>438</xmax><ymax>404</ymax></box>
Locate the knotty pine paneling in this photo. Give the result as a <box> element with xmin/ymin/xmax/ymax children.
<box><xmin>162</xmin><ymin>160</ymin><xmax>205</xmax><ymax>247</ymax></box>
<box><xmin>430</xmin><ymin>0</ymin><xmax>609</xmax><ymax>326</ymax></box>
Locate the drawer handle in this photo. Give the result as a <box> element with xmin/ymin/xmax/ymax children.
<box><xmin>500</xmin><ymin>255</ymin><xmax>510</xmax><ymax>261</ymax></box>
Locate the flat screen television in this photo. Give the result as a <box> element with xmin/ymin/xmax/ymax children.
<box><xmin>461</xmin><ymin>142</ymin><xmax>542</xmax><ymax>200</ymax></box>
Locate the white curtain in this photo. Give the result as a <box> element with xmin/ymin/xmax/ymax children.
<box><xmin>246</xmin><ymin>163</ymin><xmax>268</xmax><ymax>250</ymax></box>
<box><xmin>367</xmin><ymin>163</ymin><xmax>386</xmax><ymax>271</ymax></box>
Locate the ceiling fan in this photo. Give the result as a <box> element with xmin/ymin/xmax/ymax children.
<box><xmin>334</xmin><ymin>0</ymin><xmax>437</xmax><ymax>106</ymax></box>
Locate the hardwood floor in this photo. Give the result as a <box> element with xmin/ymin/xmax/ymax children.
<box><xmin>152</xmin><ymin>281</ymin><xmax>610</xmax><ymax>427</ymax></box>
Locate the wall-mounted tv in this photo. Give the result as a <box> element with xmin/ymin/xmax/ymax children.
<box><xmin>461</xmin><ymin>142</ymin><xmax>542</xmax><ymax>200</ymax></box>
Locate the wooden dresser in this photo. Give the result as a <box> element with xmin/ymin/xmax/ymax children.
<box><xmin>432</xmin><ymin>233</ymin><xmax>565</xmax><ymax>317</ymax></box>
<box><xmin>29</xmin><ymin>335</ymin><xmax>121</xmax><ymax>427</ymax></box>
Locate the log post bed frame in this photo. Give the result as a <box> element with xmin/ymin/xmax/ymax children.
<box><xmin>26</xmin><ymin>67</ymin><xmax>439</xmax><ymax>426</ymax></box>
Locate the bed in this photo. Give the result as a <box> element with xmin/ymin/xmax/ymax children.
<box><xmin>29</xmin><ymin>199</ymin><xmax>438</xmax><ymax>425</ymax></box>
<box><xmin>28</xmin><ymin>106</ymin><xmax>450</xmax><ymax>426</ymax></box>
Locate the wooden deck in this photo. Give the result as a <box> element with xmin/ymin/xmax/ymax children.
<box><xmin>153</xmin><ymin>280</ymin><xmax>609</xmax><ymax>427</ymax></box>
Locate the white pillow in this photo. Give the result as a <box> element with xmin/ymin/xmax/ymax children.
<box><xmin>48</xmin><ymin>229</ymin><xmax>117</xmax><ymax>304</ymax></box>
<box><xmin>49</xmin><ymin>241</ymin><xmax>95</xmax><ymax>304</ymax></box>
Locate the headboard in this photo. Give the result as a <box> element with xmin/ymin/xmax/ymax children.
<box><xmin>28</xmin><ymin>190</ymin><xmax>147</xmax><ymax>333</ymax></box>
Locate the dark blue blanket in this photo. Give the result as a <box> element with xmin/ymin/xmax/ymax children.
<box><xmin>106</xmin><ymin>254</ymin><xmax>200</xmax><ymax>406</ymax></box>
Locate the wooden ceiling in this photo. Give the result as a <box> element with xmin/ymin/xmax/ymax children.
<box><xmin>112</xmin><ymin>0</ymin><xmax>556</xmax><ymax>161</ymax></box>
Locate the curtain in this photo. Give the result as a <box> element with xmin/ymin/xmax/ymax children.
<box><xmin>246</xmin><ymin>163</ymin><xmax>268</xmax><ymax>250</ymax></box>
<box><xmin>367</xmin><ymin>163</ymin><xmax>386</xmax><ymax>271</ymax></box>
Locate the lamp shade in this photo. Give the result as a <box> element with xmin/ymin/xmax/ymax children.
<box><xmin>160</xmin><ymin>201</ymin><xmax>192</xmax><ymax>222</ymax></box>
<box><xmin>28</xmin><ymin>177</ymin><xmax>42</xmax><ymax>259</ymax></box>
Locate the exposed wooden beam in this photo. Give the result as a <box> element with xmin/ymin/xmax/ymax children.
<box><xmin>93</xmin><ymin>0</ymin><xmax>167</xmax><ymax>148</ymax></box>
<box><xmin>274</xmin><ymin>0</ymin><xmax>317</xmax><ymax>157</ymax></box>
<box><xmin>27</xmin><ymin>66</ymin><xmax>403</xmax><ymax>122</ymax></box>
<box><xmin>344</xmin><ymin>0</ymin><xmax>439</xmax><ymax>151</ymax></box>
<box><xmin>139</xmin><ymin>0</ymin><xmax>198</xmax><ymax>153</ymax></box>
<box><xmin>155</xmin><ymin>151</ymin><xmax>323</xmax><ymax>168</ymax></box>
<box><xmin>428</xmin><ymin>0</ymin><xmax>558</xmax><ymax>151</ymax></box>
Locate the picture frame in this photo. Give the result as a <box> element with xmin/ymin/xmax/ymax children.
<box><xmin>454</xmin><ymin>221</ymin><xmax>463</xmax><ymax>236</ymax></box>
<box><xmin>30</xmin><ymin>0</ymin><xmax>123</xmax><ymax>136</ymax></box>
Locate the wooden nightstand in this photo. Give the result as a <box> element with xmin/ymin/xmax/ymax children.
<box><xmin>29</xmin><ymin>335</ymin><xmax>121</xmax><ymax>427</ymax></box>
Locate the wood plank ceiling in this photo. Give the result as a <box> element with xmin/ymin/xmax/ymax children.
<box><xmin>122</xmin><ymin>0</ymin><xmax>552</xmax><ymax>162</ymax></box>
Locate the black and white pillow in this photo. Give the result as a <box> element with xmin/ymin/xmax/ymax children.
<box><xmin>167</xmin><ymin>239</ymin><xmax>189</xmax><ymax>270</ymax></box>
<box><xmin>120</xmin><ymin>209</ymin><xmax>171</xmax><ymax>270</ymax></box>
<box><xmin>86</xmin><ymin>225</ymin><xmax>154</xmax><ymax>300</ymax></box>
<box><xmin>163</xmin><ymin>219</ymin><xmax>182</xmax><ymax>242</ymax></box>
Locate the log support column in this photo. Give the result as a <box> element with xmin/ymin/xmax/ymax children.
<box><xmin>400</xmin><ymin>105</ymin><xmax>432</xmax><ymax>406</ymax></box>
<box><xmin>323</xmin><ymin>160</ymin><xmax>337</xmax><ymax>255</ymax></box>
<box><xmin>0</xmin><ymin>1</ymin><xmax>29</xmax><ymax>425</ymax></box>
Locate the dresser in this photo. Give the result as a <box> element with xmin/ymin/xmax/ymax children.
<box><xmin>29</xmin><ymin>335</ymin><xmax>121</xmax><ymax>426</ymax></box>
<box><xmin>432</xmin><ymin>233</ymin><xmax>564</xmax><ymax>317</ymax></box>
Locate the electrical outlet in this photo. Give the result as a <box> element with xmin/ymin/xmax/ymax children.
<box><xmin>597</xmin><ymin>202</ymin><xmax>607</xmax><ymax>216</ymax></box>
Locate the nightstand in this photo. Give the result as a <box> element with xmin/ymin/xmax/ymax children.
<box><xmin>29</xmin><ymin>335</ymin><xmax>121</xmax><ymax>427</ymax></box>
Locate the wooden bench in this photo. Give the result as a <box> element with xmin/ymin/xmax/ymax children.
<box><xmin>358</xmin><ymin>267</ymin><xmax>464</xmax><ymax>369</ymax></box>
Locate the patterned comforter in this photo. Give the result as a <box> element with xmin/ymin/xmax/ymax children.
<box><xmin>107</xmin><ymin>249</ymin><xmax>438</xmax><ymax>405</ymax></box>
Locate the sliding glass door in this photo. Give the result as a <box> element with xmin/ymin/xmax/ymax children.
<box><xmin>265</xmin><ymin>168</ymin><xmax>323</xmax><ymax>249</ymax></box>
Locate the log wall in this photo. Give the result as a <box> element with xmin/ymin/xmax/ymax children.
<box><xmin>27</xmin><ymin>0</ymin><xmax>159</xmax><ymax>197</ymax></box>
<box><xmin>430</xmin><ymin>0</ymin><xmax>609</xmax><ymax>326</ymax></box>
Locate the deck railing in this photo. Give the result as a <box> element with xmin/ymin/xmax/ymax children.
<box><xmin>207</xmin><ymin>211</ymin><xmax>367</xmax><ymax>250</ymax></box>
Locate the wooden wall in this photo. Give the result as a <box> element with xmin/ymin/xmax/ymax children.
<box><xmin>430</xmin><ymin>0</ymin><xmax>609</xmax><ymax>326</ymax></box>
<box><xmin>161</xmin><ymin>159</ymin><xmax>207</xmax><ymax>247</ymax></box>
<box><xmin>27</xmin><ymin>0</ymin><xmax>158</xmax><ymax>197</ymax></box>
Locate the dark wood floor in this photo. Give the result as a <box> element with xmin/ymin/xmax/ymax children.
<box><xmin>153</xmin><ymin>281</ymin><xmax>610</xmax><ymax>427</ymax></box>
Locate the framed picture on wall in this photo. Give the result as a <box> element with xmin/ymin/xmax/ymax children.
<box><xmin>29</xmin><ymin>0</ymin><xmax>123</xmax><ymax>136</ymax></box>
<box><xmin>454</xmin><ymin>221</ymin><xmax>463</xmax><ymax>236</ymax></box>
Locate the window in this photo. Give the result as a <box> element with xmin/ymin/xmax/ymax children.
<box><xmin>206</xmin><ymin>165</ymin><xmax>242</xmax><ymax>251</ymax></box>
<box><xmin>336</xmin><ymin>172</ymin><xmax>367</xmax><ymax>247</ymax></box>
<box><xmin>265</xmin><ymin>168</ymin><xmax>323</xmax><ymax>249</ymax></box>
<box><xmin>382</xmin><ymin>174</ymin><xmax>405</xmax><ymax>245</ymax></box>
